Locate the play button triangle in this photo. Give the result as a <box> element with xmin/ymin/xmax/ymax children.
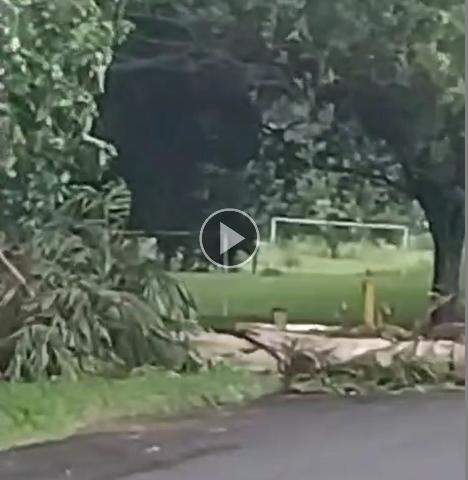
<box><xmin>219</xmin><ymin>222</ymin><xmax>245</xmax><ymax>255</ymax></box>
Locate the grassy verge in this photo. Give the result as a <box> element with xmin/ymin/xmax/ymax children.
<box><xmin>0</xmin><ymin>366</ymin><xmax>276</xmax><ymax>450</ymax></box>
<box><xmin>176</xmin><ymin>269</ymin><xmax>433</xmax><ymax>328</ymax></box>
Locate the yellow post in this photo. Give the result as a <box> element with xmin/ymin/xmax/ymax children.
<box><xmin>362</xmin><ymin>270</ymin><xmax>377</xmax><ymax>330</ymax></box>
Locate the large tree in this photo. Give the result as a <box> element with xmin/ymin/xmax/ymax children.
<box><xmin>192</xmin><ymin>0</ymin><xmax>463</xmax><ymax>323</ymax></box>
<box><xmin>96</xmin><ymin>0</ymin><xmax>463</xmax><ymax>318</ymax></box>
<box><xmin>314</xmin><ymin>0</ymin><xmax>464</xmax><ymax>324</ymax></box>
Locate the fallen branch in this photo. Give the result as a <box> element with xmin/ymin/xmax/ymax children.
<box><xmin>0</xmin><ymin>248</ymin><xmax>34</xmax><ymax>297</ymax></box>
<box><xmin>191</xmin><ymin>325</ymin><xmax>465</xmax><ymax>394</ymax></box>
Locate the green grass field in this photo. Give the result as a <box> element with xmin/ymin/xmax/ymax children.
<box><xmin>174</xmin><ymin>245</ymin><xmax>463</xmax><ymax>329</ymax></box>
<box><xmin>176</xmin><ymin>269</ymin><xmax>431</xmax><ymax>328</ymax></box>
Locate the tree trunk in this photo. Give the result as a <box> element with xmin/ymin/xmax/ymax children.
<box><xmin>431</xmin><ymin>231</ymin><xmax>463</xmax><ymax>298</ymax></box>
<box><xmin>418</xmin><ymin>189</ymin><xmax>465</xmax><ymax>326</ymax></box>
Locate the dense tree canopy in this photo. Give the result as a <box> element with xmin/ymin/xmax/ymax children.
<box><xmin>97</xmin><ymin>15</ymin><xmax>263</xmax><ymax>233</ymax></box>
<box><xmin>95</xmin><ymin>0</ymin><xmax>464</xmax><ymax>320</ymax></box>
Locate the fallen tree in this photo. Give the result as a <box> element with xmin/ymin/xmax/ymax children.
<box><xmin>191</xmin><ymin>323</ymin><xmax>465</xmax><ymax>394</ymax></box>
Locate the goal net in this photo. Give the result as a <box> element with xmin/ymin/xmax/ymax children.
<box><xmin>269</xmin><ymin>217</ymin><xmax>410</xmax><ymax>248</ymax></box>
<box><xmin>254</xmin><ymin>216</ymin><xmax>413</xmax><ymax>272</ymax></box>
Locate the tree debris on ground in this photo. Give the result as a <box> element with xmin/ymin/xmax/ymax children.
<box><xmin>191</xmin><ymin>323</ymin><xmax>464</xmax><ymax>394</ymax></box>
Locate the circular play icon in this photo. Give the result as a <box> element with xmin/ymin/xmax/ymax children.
<box><xmin>199</xmin><ymin>208</ymin><xmax>260</xmax><ymax>269</ymax></box>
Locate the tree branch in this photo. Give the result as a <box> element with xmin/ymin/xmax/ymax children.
<box><xmin>314</xmin><ymin>162</ymin><xmax>407</xmax><ymax>195</ymax></box>
<box><xmin>0</xmin><ymin>248</ymin><xmax>34</xmax><ymax>297</ymax></box>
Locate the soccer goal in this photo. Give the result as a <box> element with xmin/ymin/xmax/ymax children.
<box><xmin>268</xmin><ymin>216</ymin><xmax>410</xmax><ymax>248</ymax></box>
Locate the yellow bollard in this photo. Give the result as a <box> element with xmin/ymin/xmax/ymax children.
<box><xmin>361</xmin><ymin>270</ymin><xmax>377</xmax><ymax>330</ymax></box>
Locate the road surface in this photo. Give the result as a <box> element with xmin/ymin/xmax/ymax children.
<box><xmin>1</xmin><ymin>392</ymin><xmax>464</xmax><ymax>480</ymax></box>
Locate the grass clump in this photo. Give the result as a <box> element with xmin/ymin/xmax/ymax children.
<box><xmin>0</xmin><ymin>364</ymin><xmax>274</xmax><ymax>449</ymax></box>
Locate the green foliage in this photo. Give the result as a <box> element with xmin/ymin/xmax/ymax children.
<box><xmin>0</xmin><ymin>184</ymin><xmax>200</xmax><ymax>381</ymax></box>
<box><xmin>0</xmin><ymin>0</ymin><xmax>130</xmax><ymax>231</ymax></box>
<box><xmin>0</xmin><ymin>1</ymin><xmax>203</xmax><ymax>381</ymax></box>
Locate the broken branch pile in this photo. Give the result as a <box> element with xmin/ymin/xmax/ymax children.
<box><xmin>191</xmin><ymin>323</ymin><xmax>464</xmax><ymax>393</ymax></box>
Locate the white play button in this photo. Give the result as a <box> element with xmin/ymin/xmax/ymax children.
<box><xmin>199</xmin><ymin>208</ymin><xmax>260</xmax><ymax>269</ymax></box>
<box><xmin>219</xmin><ymin>222</ymin><xmax>245</xmax><ymax>254</ymax></box>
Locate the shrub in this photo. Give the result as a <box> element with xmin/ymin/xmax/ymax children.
<box><xmin>0</xmin><ymin>0</ymin><xmax>200</xmax><ymax>381</ymax></box>
<box><xmin>0</xmin><ymin>184</ymin><xmax>201</xmax><ymax>381</ymax></box>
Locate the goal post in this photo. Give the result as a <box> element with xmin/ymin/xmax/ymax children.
<box><xmin>268</xmin><ymin>216</ymin><xmax>410</xmax><ymax>248</ymax></box>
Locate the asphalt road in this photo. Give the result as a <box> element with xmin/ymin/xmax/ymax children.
<box><xmin>1</xmin><ymin>392</ymin><xmax>464</xmax><ymax>480</ymax></box>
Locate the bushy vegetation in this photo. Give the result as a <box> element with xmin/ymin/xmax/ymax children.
<box><xmin>0</xmin><ymin>184</ymin><xmax>200</xmax><ymax>380</ymax></box>
<box><xmin>0</xmin><ymin>0</ymin><xmax>201</xmax><ymax>381</ymax></box>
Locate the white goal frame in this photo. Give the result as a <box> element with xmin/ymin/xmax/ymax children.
<box><xmin>269</xmin><ymin>216</ymin><xmax>410</xmax><ymax>248</ymax></box>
